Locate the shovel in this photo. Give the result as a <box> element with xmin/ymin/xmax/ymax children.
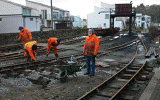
<box><xmin>42</xmin><ymin>49</ymin><xmax>51</xmax><ymax>60</ymax></box>
<box><xmin>42</xmin><ymin>55</ymin><xmax>48</xmax><ymax>60</ymax></box>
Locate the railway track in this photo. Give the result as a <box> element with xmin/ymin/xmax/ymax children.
<box><xmin>0</xmin><ymin>36</ymin><xmax>88</xmax><ymax>60</ymax></box>
<box><xmin>77</xmin><ymin>37</ymin><xmax>150</xmax><ymax>100</ymax></box>
<box><xmin>0</xmin><ymin>37</ymin><xmax>85</xmax><ymax>60</ymax></box>
<box><xmin>0</xmin><ymin>35</ymin><xmax>136</xmax><ymax>61</ymax></box>
<box><xmin>0</xmin><ymin>38</ymin><xmax>138</xmax><ymax>76</ymax></box>
<box><xmin>0</xmin><ymin>47</ymin><xmax>71</xmax><ymax>61</ymax></box>
<box><xmin>0</xmin><ymin>43</ymin><xmax>23</xmax><ymax>52</ymax></box>
<box><xmin>0</xmin><ymin>33</ymin><xmax>87</xmax><ymax>53</ymax></box>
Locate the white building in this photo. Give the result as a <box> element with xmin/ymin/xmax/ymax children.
<box><xmin>0</xmin><ymin>0</ymin><xmax>40</xmax><ymax>33</ymax></box>
<box><xmin>152</xmin><ymin>23</ymin><xmax>160</xmax><ymax>28</ymax></box>
<box><xmin>81</xmin><ymin>19</ymin><xmax>87</xmax><ymax>28</ymax></box>
<box><xmin>26</xmin><ymin>0</ymin><xmax>73</xmax><ymax>30</ymax></box>
<box><xmin>101</xmin><ymin>2</ymin><xmax>115</xmax><ymax>11</ymax></box>
<box><xmin>71</xmin><ymin>16</ymin><xmax>83</xmax><ymax>28</ymax></box>
<box><xmin>87</xmin><ymin>5</ymin><xmax>124</xmax><ymax>31</ymax></box>
<box><xmin>135</xmin><ymin>13</ymin><xmax>151</xmax><ymax>28</ymax></box>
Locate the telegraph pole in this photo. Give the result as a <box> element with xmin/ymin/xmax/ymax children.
<box><xmin>51</xmin><ymin>0</ymin><xmax>53</xmax><ymax>31</ymax></box>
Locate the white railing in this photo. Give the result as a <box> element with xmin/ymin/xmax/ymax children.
<box><xmin>23</xmin><ymin>13</ymin><xmax>39</xmax><ymax>16</ymax></box>
<box><xmin>46</xmin><ymin>14</ymin><xmax>74</xmax><ymax>21</ymax></box>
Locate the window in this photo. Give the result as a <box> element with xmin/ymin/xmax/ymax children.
<box><xmin>41</xmin><ymin>20</ymin><xmax>44</xmax><ymax>24</ymax></box>
<box><xmin>142</xmin><ymin>17</ymin><xmax>145</xmax><ymax>21</ymax></box>
<box><xmin>67</xmin><ymin>23</ymin><xmax>71</xmax><ymax>27</ymax></box>
<box><xmin>71</xmin><ymin>16</ymin><xmax>74</xmax><ymax>21</ymax></box>
<box><xmin>0</xmin><ymin>18</ymin><xmax>2</xmax><ymax>21</ymax></box>
<box><xmin>23</xmin><ymin>8</ymin><xmax>31</xmax><ymax>16</ymax></box>
<box><xmin>52</xmin><ymin>12</ymin><xmax>58</xmax><ymax>19</ymax></box>
<box><xmin>104</xmin><ymin>23</ymin><xmax>106</xmax><ymax>27</ymax></box>
<box><xmin>30</xmin><ymin>18</ymin><xmax>33</xmax><ymax>21</ymax></box>
<box><xmin>66</xmin><ymin>13</ymin><xmax>69</xmax><ymax>17</ymax></box>
<box><xmin>60</xmin><ymin>14</ymin><xmax>63</xmax><ymax>20</ymax></box>
<box><xmin>65</xmin><ymin>12</ymin><xmax>69</xmax><ymax>17</ymax></box>
<box><xmin>40</xmin><ymin>14</ymin><xmax>42</xmax><ymax>19</ymax></box>
<box><xmin>105</xmin><ymin>14</ymin><xmax>109</xmax><ymax>19</ymax></box>
<box><xmin>60</xmin><ymin>11</ymin><xmax>64</xmax><ymax>20</ymax></box>
<box><xmin>45</xmin><ymin>10</ymin><xmax>47</xmax><ymax>19</ymax></box>
<box><xmin>138</xmin><ymin>21</ymin><xmax>140</xmax><ymax>23</ymax></box>
<box><xmin>41</xmin><ymin>10</ymin><xmax>47</xmax><ymax>19</ymax></box>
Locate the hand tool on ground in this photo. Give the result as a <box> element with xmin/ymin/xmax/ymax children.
<box><xmin>42</xmin><ymin>49</ymin><xmax>51</xmax><ymax>60</ymax></box>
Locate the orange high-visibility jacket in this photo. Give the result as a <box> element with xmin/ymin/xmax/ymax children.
<box><xmin>18</xmin><ymin>27</ymin><xmax>32</xmax><ymax>46</ymax></box>
<box><xmin>46</xmin><ymin>38</ymin><xmax>60</xmax><ymax>54</ymax></box>
<box><xmin>83</xmin><ymin>34</ymin><xmax>99</xmax><ymax>56</ymax></box>
<box><xmin>24</xmin><ymin>41</ymin><xmax>37</xmax><ymax>61</ymax></box>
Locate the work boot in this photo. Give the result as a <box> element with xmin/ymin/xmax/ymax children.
<box><xmin>27</xmin><ymin>59</ymin><xmax>31</xmax><ymax>62</ymax></box>
<box><xmin>55</xmin><ymin>54</ymin><xmax>58</xmax><ymax>58</ymax></box>
<box><xmin>89</xmin><ymin>74</ymin><xmax>95</xmax><ymax>76</ymax></box>
<box><xmin>84</xmin><ymin>72</ymin><xmax>90</xmax><ymax>75</ymax></box>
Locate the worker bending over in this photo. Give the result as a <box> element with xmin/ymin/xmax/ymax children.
<box><xmin>24</xmin><ymin>41</ymin><xmax>37</xmax><ymax>62</ymax></box>
<box><xmin>83</xmin><ymin>28</ymin><xmax>99</xmax><ymax>76</ymax></box>
<box><xmin>46</xmin><ymin>37</ymin><xmax>60</xmax><ymax>58</ymax></box>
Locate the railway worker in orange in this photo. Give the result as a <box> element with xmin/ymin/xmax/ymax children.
<box><xmin>83</xmin><ymin>28</ymin><xmax>99</xmax><ymax>76</ymax></box>
<box><xmin>17</xmin><ymin>26</ymin><xmax>32</xmax><ymax>47</ymax></box>
<box><xmin>46</xmin><ymin>37</ymin><xmax>61</xmax><ymax>58</ymax></box>
<box><xmin>24</xmin><ymin>41</ymin><xmax>37</xmax><ymax>62</ymax></box>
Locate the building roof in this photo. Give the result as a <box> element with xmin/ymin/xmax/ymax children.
<box><xmin>26</xmin><ymin>0</ymin><xmax>69</xmax><ymax>12</ymax></box>
<box><xmin>1</xmin><ymin>0</ymin><xmax>37</xmax><ymax>10</ymax></box>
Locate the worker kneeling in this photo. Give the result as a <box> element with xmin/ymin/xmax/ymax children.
<box><xmin>24</xmin><ymin>41</ymin><xmax>37</xmax><ymax>62</ymax></box>
<box><xmin>46</xmin><ymin>37</ymin><xmax>60</xmax><ymax>58</ymax></box>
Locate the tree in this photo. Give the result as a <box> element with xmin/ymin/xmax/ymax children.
<box><xmin>135</xmin><ymin>4</ymin><xmax>160</xmax><ymax>23</ymax></box>
<box><xmin>136</xmin><ymin>3</ymin><xmax>146</xmax><ymax>14</ymax></box>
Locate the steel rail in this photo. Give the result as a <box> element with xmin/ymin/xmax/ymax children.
<box><xmin>0</xmin><ymin>33</ymin><xmax>86</xmax><ymax>53</ymax></box>
<box><xmin>0</xmin><ymin>47</ymin><xmax>72</xmax><ymax>61</ymax></box>
<box><xmin>77</xmin><ymin>39</ymin><xmax>138</xmax><ymax>100</ymax></box>
<box><xmin>75</xmin><ymin>38</ymin><xmax>138</xmax><ymax>62</ymax></box>
<box><xmin>0</xmin><ymin>36</ymin><xmax>87</xmax><ymax>61</ymax></box>
<box><xmin>77</xmin><ymin>37</ymin><xmax>148</xmax><ymax>100</ymax></box>
<box><xmin>110</xmin><ymin>61</ymin><xmax>146</xmax><ymax>100</ymax></box>
<box><xmin>141</xmin><ymin>36</ymin><xmax>148</xmax><ymax>53</ymax></box>
<box><xmin>109</xmin><ymin>37</ymin><xmax>147</xmax><ymax>100</ymax></box>
<box><xmin>0</xmin><ymin>36</ymin><xmax>136</xmax><ymax>61</ymax></box>
<box><xmin>0</xmin><ymin>47</ymin><xmax>47</xmax><ymax>61</ymax></box>
<box><xmin>38</xmin><ymin>33</ymin><xmax>87</xmax><ymax>43</ymax></box>
<box><xmin>105</xmin><ymin>38</ymin><xmax>137</xmax><ymax>51</ymax></box>
<box><xmin>0</xmin><ymin>38</ymin><xmax>138</xmax><ymax>75</ymax></box>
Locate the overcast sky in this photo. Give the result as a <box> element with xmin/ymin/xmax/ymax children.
<box><xmin>9</xmin><ymin>0</ymin><xmax>160</xmax><ymax>19</ymax></box>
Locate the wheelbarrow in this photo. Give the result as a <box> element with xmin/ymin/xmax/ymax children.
<box><xmin>56</xmin><ymin>55</ymin><xmax>86</xmax><ymax>82</ymax></box>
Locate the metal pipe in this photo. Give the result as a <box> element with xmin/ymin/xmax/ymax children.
<box><xmin>51</xmin><ymin>0</ymin><xmax>53</xmax><ymax>31</ymax></box>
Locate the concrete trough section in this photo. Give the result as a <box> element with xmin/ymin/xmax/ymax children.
<box><xmin>27</xmin><ymin>76</ymin><xmax>51</xmax><ymax>88</ymax></box>
<box><xmin>145</xmin><ymin>47</ymin><xmax>158</xmax><ymax>58</ymax></box>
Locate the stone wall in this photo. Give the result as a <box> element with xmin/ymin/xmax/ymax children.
<box><xmin>0</xmin><ymin>29</ymin><xmax>88</xmax><ymax>46</ymax></box>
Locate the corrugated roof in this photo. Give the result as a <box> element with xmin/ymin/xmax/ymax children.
<box><xmin>26</xmin><ymin>0</ymin><xmax>69</xmax><ymax>12</ymax></box>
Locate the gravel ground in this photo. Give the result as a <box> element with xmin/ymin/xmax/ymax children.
<box><xmin>0</xmin><ymin>32</ymin><xmax>159</xmax><ymax>100</ymax></box>
<box><xmin>0</xmin><ymin>51</ymin><xmax>134</xmax><ymax>100</ymax></box>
